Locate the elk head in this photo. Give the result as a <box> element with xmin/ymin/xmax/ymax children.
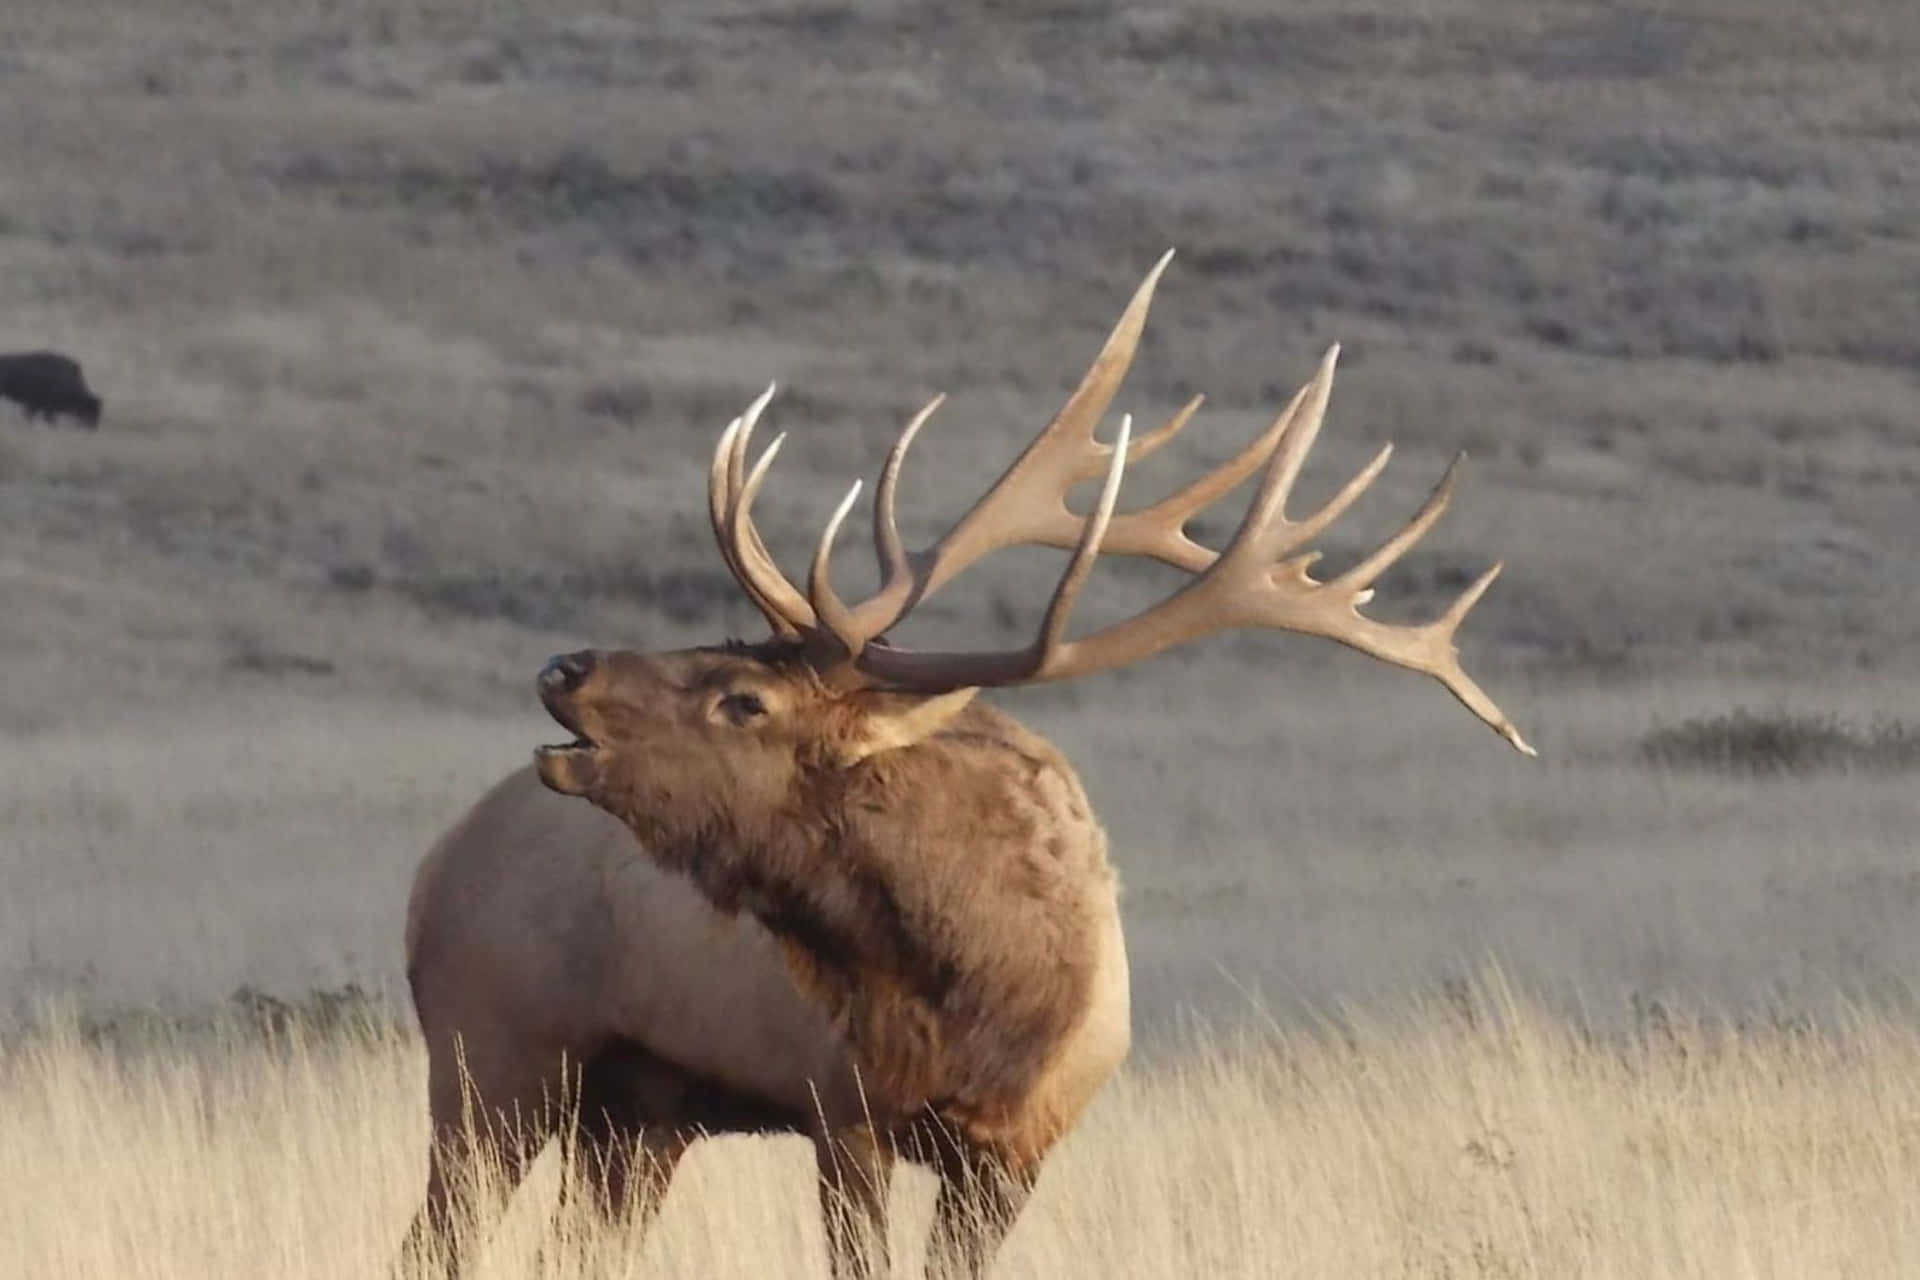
<box><xmin>534</xmin><ymin>638</ymin><xmax>983</xmax><ymax>872</ymax></box>
<box><xmin>536</xmin><ymin>249</ymin><xmax>1534</xmax><ymax>875</ymax></box>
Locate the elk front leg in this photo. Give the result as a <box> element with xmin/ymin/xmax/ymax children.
<box><xmin>564</xmin><ymin>1044</ymin><xmax>694</xmax><ymax>1231</ymax></box>
<box><xmin>397</xmin><ymin>1024</ymin><xmax>567</xmax><ymax>1278</ymax></box>
<box><xmin>927</xmin><ymin>1140</ymin><xmax>1037</xmax><ymax>1280</ymax></box>
<box><xmin>815</xmin><ymin>1125</ymin><xmax>895</xmax><ymax>1279</ymax></box>
<box><xmin>559</xmin><ymin>1114</ymin><xmax>691</xmax><ymax>1239</ymax></box>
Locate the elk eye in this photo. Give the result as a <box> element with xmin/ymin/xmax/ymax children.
<box><xmin>717</xmin><ymin>690</ymin><xmax>768</xmax><ymax>725</ymax></box>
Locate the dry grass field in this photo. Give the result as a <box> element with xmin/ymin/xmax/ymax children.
<box><xmin>3</xmin><ymin>0</ymin><xmax>1919</xmax><ymax>1275</ymax></box>
<box><xmin>13</xmin><ymin>981</ymin><xmax>1920</xmax><ymax>1278</ymax></box>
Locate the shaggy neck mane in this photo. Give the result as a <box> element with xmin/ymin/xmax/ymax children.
<box><xmin>623</xmin><ymin>705</ymin><xmax>1105</xmax><ymax>1124</ymax></box>
<box><xmin>667</xmin><ymin>756</ymin><xmax>962</xmax><ymax>1005</ymax></box>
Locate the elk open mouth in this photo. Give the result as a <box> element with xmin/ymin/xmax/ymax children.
<box><xmin>534</xmin><ymin>718</ymin><xmax>598</xmax><ymax>794</ymax></box>
<box><xmin>534</xmin><ymin>733</ymin><xmax>594</xmax><ymax>759</ymax></box>
<box><xmin>539</xmin><ymin>681</ymin><xmax>585</xmax><ymax>733</ymax></box>
<box><xmin>535</xmin><ymin>697</ymin><xmax>596</xmax><ymax>764</ymax></box>
<box><xmin>534</xmin><ymin>657</ymin><xmax>600</xmax><ymax>788</ymax></box>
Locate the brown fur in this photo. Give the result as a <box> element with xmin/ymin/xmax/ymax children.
<box><xmin>401</xmin><ymin>766</ymin><xmax>898</xmax><ymax>1276</ymax></box>
<box><xmin>400</xmin><ymin>737</ymin><xmax>1124</xmax><ymax>1276</ymax></box>
<box><xmin>536</xmin><ymin>640</ymin><xmax>1123</xmax><ymax>1167</ymax></box>
<box><xmin>510</xmin><ymin>638</ymin><xmax>1133</xmax><ymax>1274</ymax></box>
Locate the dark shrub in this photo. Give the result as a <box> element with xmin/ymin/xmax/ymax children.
<box><xmin>1639</xmin><ymin>709</ymin><xmax>1920</xmax><ymax>777</ymax></box>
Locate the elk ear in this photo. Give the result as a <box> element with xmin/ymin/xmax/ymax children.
<box><xmin>836</xmin><ymin>687</ymin><xmax>979</xmax><ymax>765</ymax></box>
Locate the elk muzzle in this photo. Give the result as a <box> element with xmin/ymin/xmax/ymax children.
<box><xmin>534</xmin><ymin>650</ymin><xmax>601</xmax><ymax>795</ymax></box>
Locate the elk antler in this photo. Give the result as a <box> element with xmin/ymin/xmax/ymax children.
<box><xmin>711</xmin><ymin>253</ymin><xmax>1269</xmax><ymax>636</ymax></box>
<box><xmin>706</xmin><ymin>386</ymin><xmax>819</xmax><ymax>638</ymax></box>
<box><xmin>706</xmin><ymin>252</ymin><xmax>1534</xmax><ymax>755</ymax></box>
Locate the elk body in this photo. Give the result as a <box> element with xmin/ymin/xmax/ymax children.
<box><xmin>403</xmin><ymin>251</ymin><xmax>1531</xmax><ymax>1277</ymax></box>
<box><xmin>402</xmin><ymin>765</ymin><xmax>893</xmax><ymax>1268</ymax></box>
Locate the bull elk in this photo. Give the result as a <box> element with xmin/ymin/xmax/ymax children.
<box><xmin>402</xmin><ymin>250</ymin><xmax>1532</xmax><ymax>1277</ymax></box>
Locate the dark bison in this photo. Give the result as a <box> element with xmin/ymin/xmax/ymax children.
<box><xmin>0</xmin><ymin>351</ymin><xmax>103</xmax><ymax>427</ymax></box>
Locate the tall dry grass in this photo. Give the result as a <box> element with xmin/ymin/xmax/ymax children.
<box><xmin>8</xmin><ymin>976</ymin><xmax>1920</xmax><ymax>1278</ymax></box>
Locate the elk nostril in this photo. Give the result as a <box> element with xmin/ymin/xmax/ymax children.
<box><xmin>539</xmin><ymin>651</ymin><xmax>593</xmax><ymax>695</ymax></box>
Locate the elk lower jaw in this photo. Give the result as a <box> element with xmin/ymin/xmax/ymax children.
<box><xmin>532</xmin><ymin>738</ymin><xmax>597</xmax><ymax>795</ymax></box>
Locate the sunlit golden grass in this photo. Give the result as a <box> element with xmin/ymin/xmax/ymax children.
<box><xmin>9</xmin><ymin>977</ymin><xmax>1920</xmax><ymax>1279</ymax></box>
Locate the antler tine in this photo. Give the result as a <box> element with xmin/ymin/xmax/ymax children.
<box><xmin>802</xmin><ymin>405</ymin><xmax>1137</xmax><ymax>678</ymax></box>
<box><xmin>709</xmin><ymin>413</ymin><xmax>803</xmax><ymax>638</ymax></box>
<box><xmin>1235</xmin><ymin>425</ymin><xmax>1533</xmax><ymax>753</ymax></box>
<box><xmin>1326</xmin><ymin>454</ymin><xmax>1463</xmax><ymax>597</ymax></box>
<box><xmin>1197</xmin><ymin>346</ymin><xmax>1341</xmax><ymax>576</ymax></box>
<box><xmin>1207</xmin><ymin>347</ymin><xmax>1392</xmax><ymax>570</ymax></box>
<box><xmin>727</xmin><ymin>430</ymin><xmax>820</xmax><ymax>630</ymax></box>
<box><xmin>1070</xmin><ymin>393</ymin><xmax>1204</xmax><ymax>482</ymax></box>
<box><xmin>850</xmin><ymin>414</ymin><xmax>1135</xmax><ymax>690</ymax></box>
<box><xmin>724</xmin><ymin>386</ymin><xmax>769</xmax><ymax>510</ymax></box>
<box><xmin>1284</xmin><ymin>443</ymin><xmax>1395</xmax><ymax>564</ymax></box>
<box><xmin>708</xmin><ymin>415</ymin><xmax>745</xmax><ymax>571</ymax></box>
<box><xmin>1126</xmin><ymin>394</ymin><xmax>1204</xmax><ymax>466</ymax></box>
<box><xmin>1315</xmin><ymin>550</ymin><xmax>1536</xmax><ymax>757</ymax></box>
<box><xmin>916</xmin><ymin>354</ymin><xmax>1328</xmax><ymax>579</ymax></box>
<box><xmin>868</xmin><ymin>394</ymin><xmax>943</xmax><ymax>625</ymax></box>
<box><xmin>728</xmin><ymin>387</ymin><xmax>817</xmax><ymax>625</ymax></box>
<box><xmin>1038</xmin><ymin>343</ymin><xmax>1337</xmax><ymax>575</ymax></box>
<box><xmin>1037</xmin><ymin>413</ymin><xmax>1131</xmax><ymax>660</ymax></box>
<box><xmin>843</xmin><ymin>248</ymin><xmax>1176</xmax><ymax>639</ymax></box>
<box><xmin>1256</xmin><ymin>345</ymin><xmax>1342</xmax><ymax>532</ymax></box>
<box><xmin>809</xmin><ymin>478</ymin><xmax>868</xmax><ymax>661</ymax></box>
<box><xmin>1095</xmin><ymin>375</ymin><xmax>1320</xmax><ymax>575</ymax></box>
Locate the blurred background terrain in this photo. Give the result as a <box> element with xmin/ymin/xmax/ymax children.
<box><xmin>2</xmin><ymin>0</ymin><xmax>1917</xmax><ymax>1039</ymax></box>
